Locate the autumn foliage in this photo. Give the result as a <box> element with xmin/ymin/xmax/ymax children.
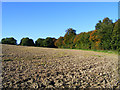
<box><xmin>1</xmin><ymin>17</ymin><xmax>120</xmax><ymax>51</ymax></box>
<box><xmin>55</xmin><ymin>17</ymin><xmax>120</xmax><ymax>51</ymax></box>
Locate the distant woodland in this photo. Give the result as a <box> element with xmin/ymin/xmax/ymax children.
<box><xmin>1</xmin><ymin>17</ymin><xmax>120</xmax><ymax>52</ymax></box>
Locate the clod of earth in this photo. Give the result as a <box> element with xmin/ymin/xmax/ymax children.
<box><xmin>1</xmin><ymin>44</ymin><xmax>120</xmax><ymax>88</ymax></box>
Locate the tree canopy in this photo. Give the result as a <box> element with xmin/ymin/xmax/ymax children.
<box><xmin>1</xmin><ymin>17</ymin><xmax>120</xmax><ymax>52</ymax></box>
<box><xmin>1</xmin><ymin>37</ymin><xmax>17</xmax><ymax>45</ymax></box>
<box><xmin>42</xmin><ymin>37</ymin><xmax>56</xmax><ymax>48</ymax></box>
<box><xmin>20</xmin><ymin>37</ymin><xmax>34</xmax><ymax>46</ymax></box>
<box><xmin>35</xmin><ymin>38</ymin><xmax>45</xmax><ymax>47</ymax></box>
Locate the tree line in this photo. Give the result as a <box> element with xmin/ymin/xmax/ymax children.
<box><xmin>1</xmin><ymin>17</ymin><xmax>120</xmax><ymax>52</ymax></box>
<box><xmin>1</xmin><ymin>37</ymin><xmax>57</xmax><ymax>48</ymax></box>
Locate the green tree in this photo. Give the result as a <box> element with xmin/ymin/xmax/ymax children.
<box><xmin>63</xmin><ymin>28</ymin><xmax>76</xmax><ymax>48</ymax></box>
<box><xmin>20</xmin><ymin>37</ymin><xmax>34</xmax><ymax>46</ymax></box>
<box><xmin>73</xmin><ymin>32</ymin><xmax>91</xmax><ymax>49</ymax></box>
<box><xmin>35</xmin><ymin>38</ymin><xmax>45</xmax><ymax>47</ymax></box>
<box><xmin>1</xmin><ymin>37</ymin><xmax>17</xmax><ymax>45</ymax></box>
<box><xmin>96</xmin><ymin>17</ymin><xmax>114</xmax><ymax>50</ymax></box>
<box><xmin>95</xmin><ymin>20</ymin><xmax>102</xmax><ymax>30</ymax></box>
<box><xmin>111</xmin><ymin>19</ymin><xmax>120</xmax><ymax>51</ymax></box>
<box><xmin>43</xmin><ymin>37</ymin><xmax>56</xmax><ymax>48</ymax></box>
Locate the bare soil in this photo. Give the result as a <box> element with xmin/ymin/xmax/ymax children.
<box><xmin>1</xmin><ymin>44</ymin><xmax>120</xmax><ymax>88</ymax></box>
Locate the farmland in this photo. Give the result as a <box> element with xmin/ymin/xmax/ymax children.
<box><xmin>1</xmin><ymin>44</ymin><xmax>120</xmax><ymax>88</ymax></box>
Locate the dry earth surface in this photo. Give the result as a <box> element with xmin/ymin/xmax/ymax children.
<box><xmin>1</xmin><ymin>44</ymin><xmax>120</xmax><ymax>88</ymax></box>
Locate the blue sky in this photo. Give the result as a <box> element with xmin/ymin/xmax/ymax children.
<box><xmin>2</xmin><ymin>2</ymin><xmax>118</xmax><ymax>44</ymax></box>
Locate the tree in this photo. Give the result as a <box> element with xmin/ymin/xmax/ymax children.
<box><xmin>96</xmin><ymin>17</ymin><xmax>114</xmax><ymax>50</ymax></box>
<box><xmin>111</xmin><ymin>19</ymin><xmax>120</xmax><ymax>50</ymax></box>
<box><xmin>1</xmin><ymin>37</ymin><xmax>17</xmax><ymax>45</ymax></box>
<box><xmin>63</xmin><ymin>28</ymin><xmax>76</xmax><ymax>48</ymax></box>
<box><xmin>73</xmin><ymin>32</ymin><xmax>91</xmax><ymax>49</ymax></box>
<box><xmin>35</xmin><ymin>38</ymin><xmax>45</xmax><ymax>47</ymax></box>
<box><xmin>54</xmin><ymin>36</ymin><xmax>64</xmax><ymax>48</ymax></box>
<box><xmin>20</xmin><ymin>37</ymin><xmax>34</xmax><ymax>46</ymax></box>
<box><xmin>95</xmin><ymin>20</ymin><xmax>102</xmax><ymax>30</ymax></box>
<box><xmin>43</xmin><ymin>37</ymin><xmax>56</xmax><ymax>48</ymax></box>
<box><xmin>89</xmin><ymin>30</ymin><xmax>101</xmax><ymax>50</ymax></box>
<box><xmin>1</xmin><ymin>17</ymin><xmax>119</xmax><ymax>52</ymax></box>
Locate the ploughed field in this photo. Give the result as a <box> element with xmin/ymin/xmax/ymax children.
<box><xmin>1</xmin><ymin>44</ymin><xmax>120</xmax><ymax>88</ymax></box>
